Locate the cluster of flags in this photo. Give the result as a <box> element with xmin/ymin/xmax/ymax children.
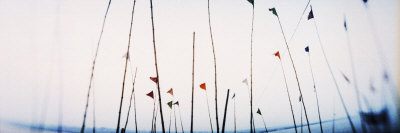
<box><xmin>105</xmin><ymin>0</ymin><xmax>387</xmax><ymax>132</ymax></box>
<box><xmin>146</xmin><ymin>77</ymin><xmax>159</xmax><ymax>99</ymax></box>
<box><xmin>166</xmin><ymin>88</ymin><xmax>180</xmax><ymax>108</ymax></box>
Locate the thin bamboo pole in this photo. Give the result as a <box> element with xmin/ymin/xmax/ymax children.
<box><xmin>311</xmin><ymin>7</ymin><xmax>356</xmax><ymax>132</ymax></box>
<box><xmin>149</xmin><ymin>0</ymin><xmax>166</xmax><ymax>132</ymax></box>
<box><xmin>261</xmin><ymin>115</ymin><xmax>268</xmax><ymax>133</ymax></box>
<box><xmin>174</xmin><ymin>105</ymin><xmax>178</xmax><ymax>133</ymax></box>
<box><xmin>177</xmin><ymin>105</ymin><xmax>185</xmax><ymax>133</ymax></box>
<box><xmin>221</xmin><ymin>89</ymin><xmax>230</xmax><ymax>133</ymax></box>
<box><xmin>275</xmin><ymin>12</ymin><xmax>311</xmax><ymax>132</ymax></box>
<box><xmin>169</xmin><ymin>106</ymin><xmax>172</xmax><ymax>133</ymax></box>
<box><xmin>116</xmin><ymin>0</ymin><xmax>137</xmax><ymax>131</ymax></box>
<box><xmin>151</xmin><ymin>95</ymin><xmax>156</xmax><ymax>133</ymax></box>
<box><xmin>205</xmin><ymin>91</ymin><xmax>214</xmax><ymax>133</ymax></box>
<box><xmin>154</xmin><ymin>101</ymin><xmax>159</xmax><ymax>133</ymax></box>
<box><xmin>249</xmin><ymin>2</ymin><xmax>255</xmax><ymax>133</ymax></box>
<box><xmin>278</xmin><ymin>58</ymin><xmax>298</xmax><ymax>133</ymax></box>
<box><xmin>300</xmin><ymin>101</ymin><xmax>303</xmax><ymax>133</ymax></box>
<box><xmin>233</xmin><ymin>95</ymin><xmax>236</xmax><ymax>133</ymax></box>
<box><xmin>124</xmin><ymin>68</ymin><xmax>138</xmax><ymax>131</ymax></box>
<box><xmin>191</xmin><ymin>32</ymin><xmax>195</xmax><ymax>133</ymax></box>
<box><xmin>306</xmin><ymin>51</ymin><xmax>323</xmax><ymax>133</ymax></box>
<box><xmin>332</xmin><ymin>95</ymin><xmax>336</xmax><ymax>133</ymax></box>
<box><xmin>131</xmin><ymin>67</ymin><xmax>138</xmax><ymax>133</ymax></box>
<box><xmin>80</xmin><ymin>0</ymin><xmax>112</xmax><ymax>132</ymax></box>
<box><xmin>92</xmin><ymin>81</ymin><xmax>96</xmax><ymax>133</ymax></box>
<box><xmin>344</xmin><ymin>16</ymin><xmax>367</xmax><ymax>132</ymax></box>
<box><xmin>207</xmin><ymin>1</ymin><xmax>219</xmax><ymax>132</ymax></box>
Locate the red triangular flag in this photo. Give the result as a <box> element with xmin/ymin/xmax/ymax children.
<box><xmin>150</xmin><ymin>77</ymin><xmax>158</xmax><ymax>83</ymax></box>
<box><xmin>274</xmin><ymin>51</ymin><xmax>281</xmax><ymax>59</ymax></box>
<box><xmin>146</xmin><ymin>91</ymin><xmax>154</xmax><ymax>99</ymax></box>
<box><xmin>167</xmin><ymin>88</ymin><xmax>174</xmax><ymax>96</ymax></box>
<box><xmin>174</xmin><ymin>101</ymin><xmax>179</xmax><ymax>106</ymax></box>
<box><xmin>200</xmin><ymin>83</ymin><xmax>206</xmax><ymax>90</ymax></box>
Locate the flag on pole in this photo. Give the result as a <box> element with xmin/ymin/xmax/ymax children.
<box><xmin>200</xmin><ymin>83</ymin><xmax>206</xmax><ymax>90</ymax></box>
<box><xmin>147</xmin><ymin>91</ymin><xmax>154</xmax><ymax>99</ymax></box>
<box><xmin>242</xmin><ymin>78</ymin><xmax>249</xmax><ymax>86</ymax></box>
<box><xmin>167</xmin><ymin>88</ymin><xmax>174</xmax><ymax>96</ymax></box>
<box><xmin>256</xmin><ymin>108</ymin><xmax>262</xmax><ymax>115</ymax></box>
<box><xmin>370</xmin><ymin>83</ymin><xmax>376</xmax><ymax>92</ymax></box>
<box><xmin>305</xmin><ymin>46</ymin><xmax>309</xmax><ymax>52</ymax></box>
<box><xmin>167</xmin><ymin>101</ymin><xmax>173</xmax><ymax>109</ymax></box>
<box><xmin>299</xmin><ymin>95</ymin><xmax>302</xmax><ymax>102</ymax></box>
<box><xmin>274</xmin><ymin>51</ymin><xmax>281</xmax><ymax>59</ymax></box>
<box><xmin>150</xmin><ymin>77</ymin><xmax>158</xmax><ymax>83</ymax></box>
<box><xmin>308</xmin><ymin>8</ymin><xmax>314</xmax><ymax>20</ymax></box>
<box><xmin>232</xmin><ymin>93</ymin><xmax>236</xmax><ymax>99</ymax></box>
<box><xmin>174</xmin><ymin>101</ymin><xmax>179</xmax><ymax>106</ymax></box>
<box><xmin>341</xmin><ymin>71</ymin><xmax>351</xmax><ymax>83</ymax></box>
<box><xmin>269</xmin><ymin>8</ymin><xmax>278</xmax><ymax>17</ymax></box>
<box><xmin>384</xmin><ymin>71</ymin><xmax>389</xmax><ymax>81</ymax></box>
<box><xmin>247</xmin><ymin>0</ymin><xmax>254</xmax><ymax>5</ymax></box>
<box><xmin>122</xmin><ymin>53</ymin><xmax>130</xmax><ymax>59</ymax></box>
<box><xmin>344</xmin><ymin>19</ymin><xmax>348</xmax><ymax>31</ymax></box>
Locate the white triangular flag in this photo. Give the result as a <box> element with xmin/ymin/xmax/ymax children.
<box><xmin>242</xmin><ymin>78</ymin><xmax>248</xmax><ymax>86</ymax></box>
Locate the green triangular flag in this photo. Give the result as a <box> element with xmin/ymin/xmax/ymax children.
<box><xmin>247</xmin><ymin>0</ymin><xmax>254</xmax><ymax>5</ymax></box>
<box><xmin>167</xmin><ymin>101</ymin><xmax>173</xmax><ymax>109</ymax></box>
<box><xmin>256</xmin><ymin>108</ymin><xmax>262</xmax><ymax>115</ymax></box>
<box><xmin>269</xmin><ymin>8</ymin><xmax>278</xmax><ymax>17</ymax></box>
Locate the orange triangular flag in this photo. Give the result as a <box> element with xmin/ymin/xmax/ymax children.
<box><xmin>146</xmin><ymin>91</ymin><xmax>154</xmax><ymax>99</ymax></box>
<box><xmin>200</xmin><ymin>83</ymin><xmax>206</xmax><ymax>90</ymax></box>
<box><xmin>274</xmin><ymin>51</ymin><xmax>281</xmax><ymax>59</ymax></box>
<box><xmin>167</xmin><ymin>88</ymin><xmax>174</xmax><ymax>96</ymax></box>
<box><xmin>150</xmin><ymin>77</ymin><xmax>158</xmax><ymax>83</ymax></box>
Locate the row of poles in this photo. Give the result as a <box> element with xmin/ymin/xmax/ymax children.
<box><xmin>75</xmin><ymin>0</ymin><xmax>394</xmax><ymax>133</ymax></box>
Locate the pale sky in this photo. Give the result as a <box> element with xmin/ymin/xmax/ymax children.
<box><xmin>0</xmin><ymin>0</ymin><xmax>398</xmax><ymax>132</ymax></box>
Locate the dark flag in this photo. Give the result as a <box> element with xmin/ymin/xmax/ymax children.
<box><xmin>232</xmin><ymin>93</ymin><xmax>236</xmax><ymax>99</ymax></box>
<box><xmin>256</xmin><ymin>108</ymin><xmax>262</xmax><ymax>115</ymax></box>
<box><xmin>344</xmin><ymin>19</ymin><xmax>348</xmax><ymax>31</ymax></box>
<box><xmin>147</xmin><ymin>91</ymin><xmax>154</xmax><ymax>99</ymax></box>
<box><xmin>308</xmin><ymin>8</ymin><xmax>314</xmax><ymax>20</ymax></box>
<box><xmin>274</xmin><ymin>51</ymin><xmax>281</xmax><ymax>59</ymax></box>
<box><xmin>305</xmin><ymin>46</ymin><xmax>310</xmax><ymax>52</ymax></box>
<box><xmin>370</xmin><ymin>83</ymin><xmax>376</xmax><ymax>92</ymax></box>
<box><xmin>167</xmin><ymin>101</ymin><xmax>173</xmax><ymax>109</ymax></box>
<box><xmin>150</xmin><ymin>77</ymin><xmax>158</xmax><ymax>83</ymax></box>
<box><xmin>269</xmin><ymin>8</ymin><xmax>278</xmax><ymax>17</ymax></box>
<box><xmin>174</xmin><ymin>101</ymin><xmax>179</xmax><ymax>106</ymax></box>
<box><xmin>299</xmin><ymin>95</ymin><xmax>302</xmax><ymax>102</ymax></box>
<box><xmin>247</xmin><ymin>0</ymin><xmax>254</xmax><ymax>5</ymax></box>
<box><xmin>363</xmin><ymin>0</ymin><xmax>368</xmax><ymax>4</ymax></box>
<box><xmin>341</xmin><ymin>71</ymin><xmax>351</xmax><ymax>83</ymax></box>
<box><xmin>383</xmin><ymin>71</ymin><xmax>389</xmax><ymax>81</ymax></box>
